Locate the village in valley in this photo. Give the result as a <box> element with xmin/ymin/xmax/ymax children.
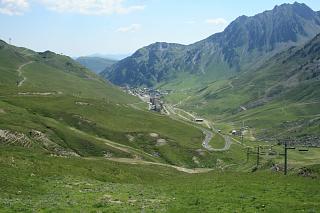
<box><xmin>122</xmin><ymin>86</ymin><xmax>169</xmax><ymax>113</ymax></box>
<box><xmin>121</xmin><ymin>86</ymin><xmax>247</xmax><ymax>137</ymax></box>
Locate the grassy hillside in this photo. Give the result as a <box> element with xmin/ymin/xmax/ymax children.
<box><xmin>0</xmin><ymin>41</ymin><xmax>131</xmax><ymax>102</ymax></box>
<box><xmin>163</xmin><ymin>34</ymin><xmax>320</xmax><ymax>143</ymax></box>
<box><xmin>0</xmin><ymin>40</ymin><xmax>219</xmax><ymax>168</ymax></box>
<box><xmin>1</xmin><ymin>146</ymin><xmax>320</xmax><ymax>212</ymax></box>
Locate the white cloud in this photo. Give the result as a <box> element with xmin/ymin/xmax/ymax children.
<box><xmin>205</xmin><ymin>18</ymin><xmax>228</xmax><ymax>25</ymax></box>
<box><xmin>0</xmin><ymin>0</ymin><xmax>29</xmax><ymax>15</ymax></box>
<box><xmin>116</xmin><ymin>24</ymin><xmax>141</xmax><ymax>33</ymax></box>
<box><xmin>39</xmin><ymin>0</ymin><xmax>145</xmax><ymax>15</ymax></box>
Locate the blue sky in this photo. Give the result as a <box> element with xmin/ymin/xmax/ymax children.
<box><xmin>0</xmin><ymin>0</ymin><xmax>319</xmax><ymax>57</ymax></box>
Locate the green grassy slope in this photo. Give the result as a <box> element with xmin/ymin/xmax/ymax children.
<box><xmin>167</xmin><ymin>34</ymin><xmax>320</xmax><ymax>142</ymax></box>
<box><xmin>1</xmin><ymin>146</ymin><xmax>319</xmax><ymax>212</ymax></box>
<box><xmin>0</xmin><ymin>40</ymin><xmax>216</xmax><ymax>168</ymax></box>
<box><xmin>0</xmin><ymin>41</ymin><xmax>133</xmax><ymax>102</ymax></box>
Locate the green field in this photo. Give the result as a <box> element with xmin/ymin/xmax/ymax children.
<box><xmin>1</xmin><ymin>146</ymin><xmax>320</xmax><ymax>212</ymax></box>
<box><xmin>210</xmin><ymin>134</ymin><xmax>226</xmax><ymax>149</ymax></box>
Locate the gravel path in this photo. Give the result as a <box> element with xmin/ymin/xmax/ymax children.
<box><xmin>17</xmin><ymin>61</ymin><xmax>34</xmax><ymax>87</ymax></box>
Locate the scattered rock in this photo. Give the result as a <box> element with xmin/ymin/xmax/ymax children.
<box><xmin>29</xmin><ymin>129</ymin><xmax>79</xmax><ymax>157</ymax></box>
<box><xmin>153</xmin><ymin>152</ymin><xmax>161</xmax><ymax>157</ymax></box>
<box><xmin>72</xmin><ymin>115</ymin><xmax>94</xmax><ymax>124</ymax></box>
<box><xmin>110</xmin><ymin>200</ymin><xmax>122</xmax><ymax>204</ymax></box>
<box><xmin>75</xmin><ymin>102</ymin><xmax>91</xmax><ymax>106</ymax></box>
<box><xmin>126</xmin><ymin>134</ymin><xmax>135</xmax><ymax>142</ymax></box>
<box><xmin>133</xmin><ymin>155</ymin><xmax>142</xmax><ymax>160</ymax></box>
<box><xmin>216</xmin><ymin>159</ymin><xmax>226</xmax><ymax>170</ymax></box>
<box><xmin>297</xmin><ymin>167</ymin><xmax>315</xmax><ymax>177</ymax></box>
<box><xmin>102</xmin><ymin>194</ymin><xmax>112</xmax><ymax>199</ymax></box>
<box><xmin>196</xmin><ymin>149</ymin><xmax>206</xmax><ymax>156</ymax></box>
<box><xmin>192</xmin><ymin>156</ymin><xmax>200</xmax><ymax>165</ymax></box>
<box><xmin>18</xmin><ymin>92</ymin><xmax>61</xmax><ymax>96</ymax></box>
<box><xmin>100</xmin><ymin>194</ymin><xmax>123</xmax><ymax>204</ymax></box>
<box><xmin>103</xmin><ymin>152</ymin><xmax>113</xmax><ymax>158</ymax></box>
<box><xmin>0</xmin><ymin>129</ymin><xmax>32</xmax><ymax>147</ymax></box>
<box><xmin>156</xmin><ymin>138</ymin><xmax>167</xmax><ymax>146</ymax></box>
<box><xmin>271</xmin><ymin>164</ymin><xmax>281</xmax><ymax>172</ymax></box>
<box><xmin>149</xmin><ymin>133</ymin><xmax>159</xmax><ymax>138</ymax></box>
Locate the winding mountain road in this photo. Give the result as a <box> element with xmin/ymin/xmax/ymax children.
<box><xmin>128</xmin><ymin>91</ymin><xmax>233</xmax><ymax>152</ymax></box>
<box><xmin>165</xmin><ymin>104</ymin><xmax>232</xmax><ymax>152</ymax></box>
<box><xmin>202</xmin><ymin>129</ymin><xmax>233</xmax><ymax>152</ymax></box>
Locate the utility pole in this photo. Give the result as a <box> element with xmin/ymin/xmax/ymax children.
<box><xmin>9</xmin><ymin>38</ymin><xmax>12</xmax><ymax>45</ymax></box>
<box><xmin>256</xmin><ymin>146</ymin><xmax>260</xmax><ymax>167</ymax></box>
<box><xmin>278</xmin><ymin>137</ymin><xmax>316</xmax><ymax>175</ymax></box>
<box><xmin>246</xmin><ymin>147</ymin><xmax>250</xmax><ymax>162</ymax></box>
<box><xmin>284</xmin><ymin>142</ymin><xmax>288</xmax><ymax>175</ymax></box>
<box><xmin>246</xmin><ymin>146</ymin><xmax>262</xmax><ymax>166</ymax></box>
<box><xmin>280</xmin><ymin>141</ymin><xmax>295</xmax><ymax>175</ymax></box>
<box><xmin>240</xmin><ymin>120</ymin><xmax>244</xmax><ymax>143</ymax></box>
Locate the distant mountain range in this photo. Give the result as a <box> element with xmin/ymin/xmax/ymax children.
<box><xmin>76</xmin><ymin>56</ymin><xmax>117</xmax><ymax>74</ymax></box>
<box><xmin>102</xmin><ymin>2</ymin><xmax>320</xmax><ymax>87</ymax></box>
<box><xmin>85</xmin><ymin>53</ymin><xmax>131</xmax><ymax>60</ymax></box>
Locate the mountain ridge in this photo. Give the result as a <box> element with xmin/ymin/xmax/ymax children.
<box><xmin>174</xmin><ymin>31</ymin><xmax>320</xmax><ymax>141</ymax></box>
<box><xmin>76</xmin><ymin>56</ymin><xmax>117</xmax><ymax>74</ymax></box>
<box><xmin>102</xmin><ymin>2</ymin><xmax>320</xmax><ymax>87</ymax></box>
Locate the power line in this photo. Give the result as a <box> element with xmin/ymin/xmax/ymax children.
<box><xmin>279</xmin><ymin>141</ymin><xmax>296</xmax><ymax>175</ymax></box>
<box><xmin>277</xmin><ymin>138</ymin><xmax>318</xmax><ymax>175</ymax></box>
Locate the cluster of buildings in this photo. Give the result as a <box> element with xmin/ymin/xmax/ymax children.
<box><xmin>122</xmin><ymin>86</ymin><xmax>171</xmax><ymax>113</ymax></box>
<box><xmin>149</xmin><ymin>96</ymin><xmax>163</xmax><ymax>112</ymax></box>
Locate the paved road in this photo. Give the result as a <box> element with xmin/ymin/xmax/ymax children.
<box><xmin>165</xmin><ymin>104</ymin><xmax>232</xmax><ymax>152</ymax></box>
<box><xmin>17</xmin><ymin>61</ymin><xmax>34</xmax><ymax>87</ymax></box>
<box><xmin>240</xmin><ymin>106</ymin><xmax>247</xmax><ymax>111</ymax></box>
<box><xmin>127</xmin><ymin>93</ymin><xmax>232</xmax><ymax>152</ymax></box>
<box><xmin>202</xmin><ymin>130</ymin><xmax>233</xmax><ymax>152</ymax></box>
<box><xmin>229</xmin><ymin>81</ymin><xmax>234</xmax><ymax>89</ymax></box>
<box><xmin>202</xmin><ymin>129</ymin><xmax>213</xmax><ymax>150</ymax></box>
